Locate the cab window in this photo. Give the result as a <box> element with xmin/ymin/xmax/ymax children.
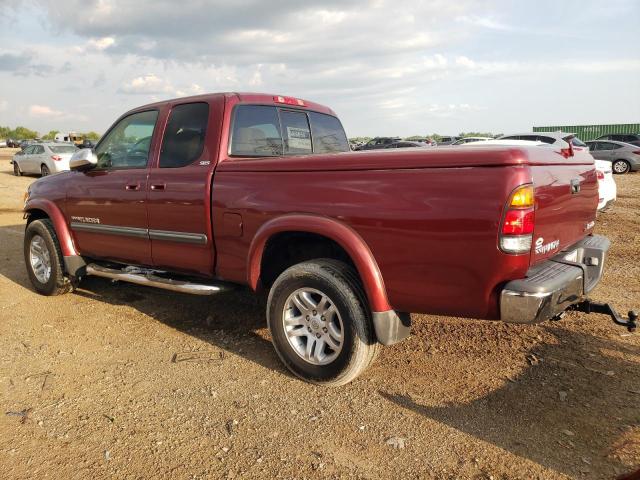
<box><xmin>95</xmin><ymin>110</ymin><xmax>158</xmax><ymax>169</ymax></box>
<box><xmin>230</xmin><ymin>105</ymin><xmax>283</xmax><ymax>156</ymax></box>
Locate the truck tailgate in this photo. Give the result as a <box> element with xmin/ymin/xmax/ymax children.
<box><xmin>529</xmin><ymin>156</ymin><xmax>598</xmax><ymax>265</ymax></box>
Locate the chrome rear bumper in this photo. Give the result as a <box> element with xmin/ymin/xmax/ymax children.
<box><xmin>500</xmin><ymin>235</ymin><xmax>610</xmax><ymax>323</ymax></box>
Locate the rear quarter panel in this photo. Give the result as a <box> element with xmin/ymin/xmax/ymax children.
<box><xmin>212</xmin><ymin>163</ymin><xmax>533</xmax><ymax>319</ymax></box>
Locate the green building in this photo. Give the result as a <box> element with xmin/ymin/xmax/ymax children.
<box><xmin>532</xmin><ymin>123</ymin><xmax>640</xmax><ymax>141</ymax></box>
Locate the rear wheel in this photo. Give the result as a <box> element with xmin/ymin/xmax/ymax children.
<box><xmin>267</xmin><ymin>259</ymin><xmax>380</xmax><ymax>386</ymax></box>
<box><xmin>24</xmin><ymin>219</ymin><xmax>72</xmax><ymax>296</ymax></box>
<box><xmin>612</xmin><ymin>159</ymin><xmax>630</xmax><ymax>174</ymax></box>
<box><xmin>41</xmin><ymin>164</ymin><xmax>50</xmax><ymax>177</ymax></box>
<box><xmin>13</xmin><ymin>161</ymin><xmax>22</xmax><ymax>176</ymax></box>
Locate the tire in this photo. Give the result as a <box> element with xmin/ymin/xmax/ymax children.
<box><xmin>13</xmin><ymin>161</ymin><xmax>22</xmax><ymax>176</ymax></box>
<box><xmin>41</xmin><ymin>164</ymin><xmax>50</xmax><ymax>177</ymax></box>
<box><xmin>24</xmin><ymin>219</ymin><xmax>72</xmax><ymax>296</ymax></box>
<box><xmin>612</xmin><ymin>159</ymin><xmax>630</xmax><ymax>174</ymax></box>
<box><xmin>267</xmin><ymin>259</ymin><xmax>380</xmax><ymax>386</ymax></box>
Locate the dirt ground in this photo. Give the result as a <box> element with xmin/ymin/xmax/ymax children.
<box><xmin>0</xmin><ymin>148</ymin><xmax>638</xmax><ymax>480</ymax></box>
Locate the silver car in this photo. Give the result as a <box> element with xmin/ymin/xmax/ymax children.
<box><xmin>585</xmin><ymin>140</ymin><xmax>640</xmax><ymax>174</ymax></box>
<box><xmin>498</xmin><ymin>131</ymin><xmax>588</xmax><ymax>149</ymax></box>
<box><xmin>12</xmin><ymin>142</ymin><xmax>78</xmax><ymax>177</ymax></box>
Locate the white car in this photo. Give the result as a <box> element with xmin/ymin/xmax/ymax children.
<box><xmin>595</xmin><ymin>159</ymin><xmax>616</xmax><ymax>212</ymax></box>
<box><xmin>12</xmin><ymin>142</ymin><xmax>78</xmax><ymax>177</ymax></box>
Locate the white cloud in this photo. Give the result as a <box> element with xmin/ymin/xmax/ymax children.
<box><xmin>0</xmin><ymin>99</ymin><xmax>7</xmax><ymax>112</ymax></box>
<box><xmin>29</xmin><ymin>104</ymin><xmax>64</xmax><ymax>118</ymax></box>
<box><xmin>119</xmin><ymin>74</ymin><xmax>173</xmax><ymax>95</ymax></box>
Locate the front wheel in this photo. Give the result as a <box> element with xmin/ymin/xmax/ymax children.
<box><xmin>267</xmin><ymin>259</ymin><xmax>380</xmax><ymax>386</ymax></box>
<box><xmin>13</xmin><ymin>161</ymin><xmax>22</xmax><ymax>176</ymax></box>
<box><xmin>612</xmin><ymin>159</ymin><xmax>630</xmax><ymax>174</ymax></box>
<box><xmin>24</xmin><ymin>219</ymin><xmax>72</xmax><ymax>296</ymax></box>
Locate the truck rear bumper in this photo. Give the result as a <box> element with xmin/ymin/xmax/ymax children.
<box><xmin>500</xmin><ymin>235</ymin><xmax>610</xmax><ymax>323</ymax></box>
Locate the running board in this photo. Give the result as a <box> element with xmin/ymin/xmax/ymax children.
<box><xmin>85</xmin><ymin>264</ymin><xmax>226</xmax><ymax>296</ymax></box>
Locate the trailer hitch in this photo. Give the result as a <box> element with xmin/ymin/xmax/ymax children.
<box><xmin>571</xmin><ymin>300</ymin><xmax>638</xmax><ymax>332</ymax></box>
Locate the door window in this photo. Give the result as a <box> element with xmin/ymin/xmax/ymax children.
<box><xmin>159</xmin><ymin>103</ymin><xmax>209</xmax><ymax>168</ymax></box>
<box><xmin>33</xmin><ymin>145</ymin><xmax>45</xmax><ymax>154</ymax></box>
<box><xmin>95</xmin><ymin>110</ymin><xmax>158</xmax><ymax>169</ymax></box>
<box><xmin>599</xmin><ymin>142</ymin><xmax>616</xmax><ymax>151</ymax></box>
<box><xmin>22</xmin><ymin>145</ymin><xmax>36</xmax><ymax>154</ymax></box>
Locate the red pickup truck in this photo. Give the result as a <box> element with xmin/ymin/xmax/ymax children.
<box><xmin>22</xmin><ymin>92</ymin><xmax>636</xmax><ymax>385</ymax></box>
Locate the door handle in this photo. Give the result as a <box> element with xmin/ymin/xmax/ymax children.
<box><xmin>150</xmin><ymin>184</ymin><xmax>166</xmax><ymax>191</ymax></box>
<box><xmin>125</xmin><ymin>182</ymin><xmax>140</xmax><ymax>191</ymax></box>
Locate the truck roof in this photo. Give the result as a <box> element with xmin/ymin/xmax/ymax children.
<box><xmin>125</xmin><ymin>92</ymin><xmax>337</xmax><ymax>117</ymax></box>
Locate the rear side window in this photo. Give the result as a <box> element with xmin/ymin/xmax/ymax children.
<box><xmin>309</xmin><ymin>112</ymin><xmax>349</xmax><ymax>153</ymax></box>
<box><xmin>281</xmin><ymin>110</ymin><xmax>312</xmax><ymax>155</ymax></box>
<box><xmin>160</xmin><ymin>102</ymin><xmax>209</xmax><ymax>168</ymax></box>
<box><xmin>231</xmin><ymin>105</ymin><xmax>283</xmax><ymax>156</ymax></box>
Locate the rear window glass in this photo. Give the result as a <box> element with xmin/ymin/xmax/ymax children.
<box><xmin>49</xmin><ymin>145</ymin><xmax>78</xmax><ymax>154</ymax></box>
<box><xmin>231</xmin><ymin>105</ymin><xmax>283</xmax><ymax>156</ymax></box>
<box><xmin>281</xmin><ymin>110</ymin><xmax>312</xmax><ymax>155</ymax></box>
<box><xmin>308</xmin><ymin>112</ymin><xmax>349</xmax><ymax>153</ymax></box>
<box><xmin>565</xmin><ymin>136</ymin><xmax>587</xmax><ymax>147</ymax></box>
<box><xmin>160</xmin><ymin>102</ymin><xmax>209</xmax><ymax>168</ymax></box>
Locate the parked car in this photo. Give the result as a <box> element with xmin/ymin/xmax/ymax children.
<box><xmin>585</xmin><ymin>140</ymin><xmax>640</xmax><ymax>174</ymax></box>
<box><xmin>384</xmin><ymin>141</ymin><xmax>430</xmax><ymax>149</ymax></box>
<box><xmin>435</xmin><ymin>136</ymin><xmax>459</xmax><ymax>145</ymax></box>
<box><xmin>595</xmin><ymin>133</ymin><xmax>640</xmax><ymax>147</ymax></box>
<box><xmin>0</xmin><ymin>139</ymin><xmax>6</xmax><ymax>148</ymax></box>
<box><xmin>499</xmin><ymin>132</ymin><xmax>589</xmax><ymax>150</ymax></box>
<box><xmin>21</xmin><ymin>92</ymin><xmax>634</xmax><ymax>386</ymax></box>
<box><xmin>452</xmin><ymin>136</ymin><xmax>492</xmax><ymax>145</ymax></box>
<box><xmin>356</xmin><ymin>137</ymin><xmax>401</xmax><ymax>150</ymax></box>
<box><xmin>594</xmin><ymin>159</ymin><xmax>616</xmax><ymax>211</ymax></box>
<box><xmin>6</xmin><ymin>138</ymin><xmax>20</xmax><ymax>148</ymax></box>
<box><xmin>12</xmin><ymin>142</ymin><xmax>78</xmax><ymax>177</ymax></box>
<box><xmin>19</xmin><ymin>139</ymin><xmax>34</xmax><ymax>150</ymax></box>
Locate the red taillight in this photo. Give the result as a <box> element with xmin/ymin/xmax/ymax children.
<box><xmin>273</xmin><ymin>95</ymin><xmax>305</xmax><ymax>106</ymax></box>
<box><xmin>499</xmin><ymin>184</ymin><xmax>535</xmax><ymax>254</ymax></box>
<box><xmin>596</xmin><ymin>170</ymin><xmax>604</xmax><ymax>180</ymax></box>
<box><xmin>51</xmin><ymin>155</ymin><xmax>62</xmax><ymax>161</ymax></box>
<box><xmin>633</xmin><ymin>150</ymin><xmax>640</xmax><ymax>155</ymax></box>
<box><xmin>501</xmin><ymin>209</ymin><xmax>535</xmax><ymax>235</ymax></box>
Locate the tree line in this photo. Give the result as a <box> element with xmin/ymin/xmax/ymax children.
<box><xmin>0</xmin><ymin>126</ymin><xmax>101</xmax><ymax>142</ymax></box>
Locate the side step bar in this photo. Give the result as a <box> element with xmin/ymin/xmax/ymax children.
<box><xmin>85</xmin><ymin>264</ymin><xmax>227</xmax><ymax>296</ymax></box>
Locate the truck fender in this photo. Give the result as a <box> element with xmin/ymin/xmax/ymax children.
<box><xmin>24</xmin><ymin>198</ymin><xmax>78</xmax><ymax>257</ymax></box>
<box><xmin>247</xmin><ymin>214</ymin><xmax>392</xmax><ymax>313</ymax></box>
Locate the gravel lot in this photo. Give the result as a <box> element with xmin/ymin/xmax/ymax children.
<box><xmin>0</xmin><ymin>148</ymin><xmax>638</xmax><ymax>479</ymax></box>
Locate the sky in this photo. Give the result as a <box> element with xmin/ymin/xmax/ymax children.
<box><xmin>0</xmin><ymin>0</ymin><xmax>638</xmax><ymax>138</ymax></box>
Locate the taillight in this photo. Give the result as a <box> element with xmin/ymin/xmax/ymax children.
<box><xmin>499</xmin><ymin>184</ymin><xmax>535</xmax><ymax>254</ymax></box>
<box><xmin>633</xmin><ymin>150</ymin><xmax>640</xmax><ymax>155</ymax></box>
<box><xmin>596</xmin><ymin>170</ymin><xmax>604</xmax><ymax>180</ymax></box>
<box><xmin>51</xmin><ymin>155</ymin><xmax>62</xmax><ymax>161</ymax></box>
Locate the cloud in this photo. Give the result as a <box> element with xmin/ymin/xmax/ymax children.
<box><xmin>119</xmin><ymin>74</ymin><xmax>208</xmax><ymax>98</ymax></box>
<box><xmin>0</xmin><ymin>99</ymin><xmax>8</xmax><ymax>112</ymax></box>
<box><xmin>0</xmin><ymin>51</ymin><xmax>53</xmax><ymax>76</ymax></box>
<box><xmin>29</xmin><ymin>104</ymin><xmax>64</xmax><ymax>118</ymax></box>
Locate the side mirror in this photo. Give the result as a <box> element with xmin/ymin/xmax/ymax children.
<box><xmin>69</xmin><ymin>148</ymin><xmax>98</xmax><ymax>171</ymax></box>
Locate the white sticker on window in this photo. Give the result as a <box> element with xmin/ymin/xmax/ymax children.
<box><xmin>287</xmin><ymin>126</ymin><xmax>311</xmax><ymax>150</ymax></box>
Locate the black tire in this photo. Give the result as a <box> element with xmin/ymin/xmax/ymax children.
<box><xmin>24</xmin><ymin>219</ymin><xmax>72</xmax><ymax>296</ymax></box>
<box><xmin>41</xmin><ymin>164</ymin><xmax>50</xmax><ymax>177</ymax></box>
<box><xmin>267</xmin><ymin>259</ymin><xmax>380</xmax><ymax>386</ymax></box>
<box><xmin>612</xmin><ymin>159</ymin><xmax>630</xmax><ymax>174</ymax></box>
<box><xmin>13</xmin><ymin>161</ymin><xmax>22</xmax><ymax>176</ymax></box>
